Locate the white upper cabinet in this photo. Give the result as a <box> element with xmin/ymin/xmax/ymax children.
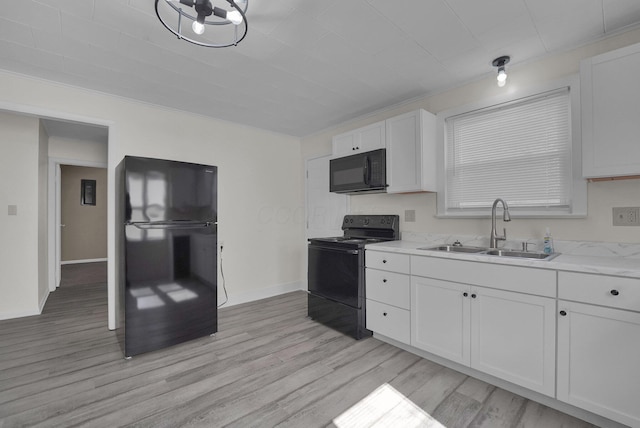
<box><xmin>332</xmin><ymin>109</ymin><xmax>437</xmax><ymax>193</ymax></box>
<box><xmin>386</xmin><ymin>109</ymin><xmax>436</xmax><ymax>193</ymax></box>
<box><xmin>581</xmin><ymin>42</ymin><xmax>640</xmax><ymax>178</ymax></box>
<box><xmin>332</xmin><ymin>121</ymin><xmax>385</xmax><ymax>157</ymax></box>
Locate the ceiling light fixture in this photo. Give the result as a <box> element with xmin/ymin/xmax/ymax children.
<box><xmin>492</xmin><ymin>55</ymin><xmax>510</xmax><ymax>87</ymax></box>
<box><xmin>155</xmin><ymin>0</ymin><xmax>248</xmax><ymax>48</ymax></box>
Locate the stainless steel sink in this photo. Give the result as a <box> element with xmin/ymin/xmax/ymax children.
<box><xmin>418</xmin><ymin>245</ymin><xmax>486</xmax><ymax>253</ymax></box>
<box><xmin>418</xmin><ymin>245</ymin><xmax>559</xmax><ymax>260</ymax></box>
<box><xmin>483</xmin><ymin>249</ymin><xmax>559</xmax><ymax>260</ymax></box>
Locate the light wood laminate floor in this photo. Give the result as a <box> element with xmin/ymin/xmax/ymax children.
<box><xmin>0</xmin><ymin>283</ymin><xmax>598</xmax><ymax>427</ymax></box>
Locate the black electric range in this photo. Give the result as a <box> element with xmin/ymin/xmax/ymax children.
<box><xmin>307</xmin><ymin>215</ymin><xmax>400</xmax><ymax>339</ymax></box>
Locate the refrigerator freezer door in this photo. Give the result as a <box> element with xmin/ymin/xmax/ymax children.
<box><xmin>124</xmin><ymin>156</ymin><xmax>217</xmax><ymax>223</ymax></box>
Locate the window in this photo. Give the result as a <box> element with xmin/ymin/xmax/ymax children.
<box><xmin>437</xmin><ymin>77</ymin><xmax>586</xmax><ymax>218</ymax></box>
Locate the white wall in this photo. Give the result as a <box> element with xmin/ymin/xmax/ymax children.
<box><xmin>0</xmin><ymin>111</ymin><xmax>40</xmax><ymax>319</ymax></box>
<box><xmin>0</xmin><ymin>73</ymin><xmax>303</xmax><ymax>328</ymax></box>
<box><xmin>301</xmin><ymin>27</ymin><xmax>640</xmax><ymax>245</ymax></box>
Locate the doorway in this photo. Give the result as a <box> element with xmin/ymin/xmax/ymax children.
<box><xmin>58</xmin><ymin>164</ymin><xmax>108</xmax><ymax>287</ymax></box>
<box><xmin>44</xmin><ymin>119</ymin><xmax>109</xmax><ymax>292</ymax></box>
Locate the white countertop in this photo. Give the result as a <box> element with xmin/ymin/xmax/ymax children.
<box><xmin>366</xmin><ymin>240</ymin><xmax>640</xmax><ymax>279</ymax></box>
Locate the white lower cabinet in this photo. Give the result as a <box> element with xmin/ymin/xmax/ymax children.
<box><xmin>411</xmin><ymin>277</ymin><xmax>470</xmax><ymax>365</ymax></box>
<box><xmin>365</xmin><ymin>250</ymin><xmax>640</xmax><ymax>426</ymax></box>
<box><xmin>366</xmin><ymin>299</ymin><xmax>410</xmax><ymax>345</ymax></box>
<box><xmin>365</xmin><ymin>252</ymin><xmax>411</xmax><ymax>345</ymax></box>
<box><xmin>411</xmin><ymin>275</ymin><xmax>556</xmax><ymax>397</ymax></box>
<box><xmin>557</xmin><ymin>271</ymin><xmax>640</xmax><ymax>427</ymax></box>
<box><xmin>470</xmin><ymin>286</ymin><xmax>556</xmax><ymax>397</ymax></box>
<box><xmin>557</xmin><ymin>304</ymin><xmax>640</xmax><ymax>427</ymax></box>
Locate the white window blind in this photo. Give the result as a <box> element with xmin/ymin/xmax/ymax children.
<box><xmin>445</xmin><ymin>88</ymin><xmax>572</xmax><ymax>212</ymax></box>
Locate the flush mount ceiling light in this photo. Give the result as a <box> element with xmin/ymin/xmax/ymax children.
<box><xmin>492</xmin><ymin>55</ymin><xmax>510</xmax><ymax>87</ymax></box>
<box><xmin>155</xmin><ymin>0</ymin><xmax>248</xmax><ymax>48</ymax></box>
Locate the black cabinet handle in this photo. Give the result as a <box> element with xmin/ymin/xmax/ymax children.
<box><xmin>471</xmin><ymin>294</ymin><xmax>477</xmax><ymax>299</ymax></box>
<box><xmin>383</xmin><ymin>312</ymin><xmax>387</xmax><ymax>317</ymax></box>
<box><xmin>610</xmin><ymin>289</ymin><xmax>620</xmax><ymax>296</ymax></box>
<box><xmin>382</xmin><ymin>259</ymin><xmax>387</xmax><ymax>264</ymax></box>
<box><xmin>463</xmin><ymin>292</ymin><xmax>468</xmax><ymax>297</ymax></box>
<box><xmin>382</xmin><ymin>279</ymin><xmax>387</xmax><ymax>283</ymax></box>
<box><xmin>559</xmin><ymin>310</ymin><xmax>567</xmax><ymax>316</ymax></box>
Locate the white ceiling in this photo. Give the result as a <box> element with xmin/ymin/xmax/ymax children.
<box><xmin>2</xmin><ymin>0</ymin><xmax>640</xmax><ymax>138</ymax></box>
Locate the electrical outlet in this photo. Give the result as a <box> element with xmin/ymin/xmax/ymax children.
<box><xmin>404</xmin><ymin>210</ymin><xmax>416</xmax><ymax>222</ymax></box>
<box><xmin>612</xmin><ymin>207</ymin><xmax>640</xmax><ymax>226</ymax></box>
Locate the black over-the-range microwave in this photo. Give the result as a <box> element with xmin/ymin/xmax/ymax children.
<box><xmin>329</xmin><ymin>148</ymin><xmax>387</xmax><ymax>194</ymax></box>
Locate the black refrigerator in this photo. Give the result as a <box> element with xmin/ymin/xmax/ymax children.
<box><xmin>119</xmin><ymin>156</ymin><xmax>218</xmax><ymax>358</ymax></box>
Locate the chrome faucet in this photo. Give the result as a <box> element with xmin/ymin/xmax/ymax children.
<box><xmin>490</xmin><ymin>198</ymin><xmax>511</xmax><ymax>248</ymax></box>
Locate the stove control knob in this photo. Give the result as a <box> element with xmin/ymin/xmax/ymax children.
<box><xmin>364</xmin><ymin>218</ymin><xmax>369</xmax><ymax>225</ymax></box>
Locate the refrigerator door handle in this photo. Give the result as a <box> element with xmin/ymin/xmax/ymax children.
<box><xmin>128</xmin><ymin>221</ymin><xmax>213</xmax><ymax>230</ymax></box>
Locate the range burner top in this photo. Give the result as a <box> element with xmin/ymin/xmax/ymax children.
<box><xmin>308</xmin><ymin>215</ymin><xmax>400</xmax><ymax>249</ymax></box>
<box><xmin>308</xmin><ymin>237</ymin><xmax>384</xmax><ymax>249</ymax></box>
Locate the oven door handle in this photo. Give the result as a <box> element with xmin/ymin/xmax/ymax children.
<box><xmin>309</xmin><ymin>244</ymin><xmax>360</xmax><ymax>255</ymax></box>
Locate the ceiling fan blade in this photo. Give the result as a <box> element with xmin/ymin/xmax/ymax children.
<box><xmin>178</xmin><ymin>0</ymin><xmax>195</xmax><ymax>6</ymax></box>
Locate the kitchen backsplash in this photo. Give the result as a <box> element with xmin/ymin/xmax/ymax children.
<box><xmin>401</xmin><ymin>232</ymin><xmax>640</xmax><ymax>259</ymax></box>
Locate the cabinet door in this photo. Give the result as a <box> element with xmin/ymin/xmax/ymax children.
<box><xmin>557</xmin><ymin>301</ymin><xmax>640</xmax><ymax>427</ymax></box>
<box><xmin>386</xmin><ymin>111</ymin><xmax>419</xmax><ymax>193</ymax></box>
<box><xmin>411</xmin><ymin>277</ymin><xmax>470</xmax><ymax>365</ymax></box>
<box><xmin>366</xmin><ymin>251</ymin><xmax>410</xmax><ymax>274</ymax></box>
<box><xmin>366</xmin><ymin>268</ymin><xmax>410</xmax><ymax>310</ymax></box>
<box><xmin>582</xmin><ymin>42</ymin><xmax>640</xmax><ymax>177</ymax></box>
<box><xmin>332</xmin><ymin>121</ymin><xmax>385</xmax><ymax>158</ymax></box>
<box><xmin>366</xmin><ymin>299</ymin><xmax>410</xmax><ymax>345</ymax></box>
<box><xmin>470</xmin><ymin>287</ymin><xmax>556</xmax><ymax>397</ymax></box>
<box><xmin>332</xmin><ymin>132</ymin><xmax>357</xmax><ymax>157</ymax></box>
<box><xmin>358</xmin><ymin>121</ymin><xmax>385</xmax><ymax>153</ymax></box>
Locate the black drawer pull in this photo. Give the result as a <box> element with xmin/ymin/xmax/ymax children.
<box><xmin>383</xmin><ymin>312</ymin><xmax>388</xmax><ymax>317</ymax></box>
<box><xmin>382</xmin><ymin>260</ymin><xmax>387</xmax><ymax>264</ymax></box>
<box><xmin>463</xmin><ymin>292</ymin><xmax>468</xmax><ymax>297</ymax></box>
<box><xmin>559</xmin><ymin>310</ymin><xmax>567</xmax><ymax>316</ymax></box>
<box><xmin>610</xmin><ymin>289</ymin><xmax>620</xmax><ymax>296</ymax></box>
<box><xmin>471</xmin><ymin>294</ymin><xmax>477</xmax><ymax>299</ymax></box>
<box><xmin>383</xmin><ymin>278</ymin><xmax>387</xmax><ymax>283</ymax></box>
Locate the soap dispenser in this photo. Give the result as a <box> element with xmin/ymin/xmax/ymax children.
<box><xmin>543</xmin><ymin>228</ymin><xmax>554</xmax><ymax>254</ymax></box>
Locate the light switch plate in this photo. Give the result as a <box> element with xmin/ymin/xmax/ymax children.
<box><xmin>612</xmin><ymin>207</ymin><xmax>640</xmax><ymax>226</ymax></box>
<box><xmin>8</xmin><ymin>205</ymin><xmax>17</xmax><ymax>216</ymax></box>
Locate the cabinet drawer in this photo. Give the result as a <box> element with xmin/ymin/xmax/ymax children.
<box><xmin>558</xmin><ymin>271</ymin><xmax>640</xmax><ymax>311</ymax></box>
<box><xmin>366</xmin><ymin>269</ymin><xmax>410</xmax><ymax>309</ymax></box>
<box><xmin>366</xmin><ymin>251</ymin><xmax>410</xmax><ymax>274</ymax></box>
<box><xmin>366</xmin><ymin>299</ymin><xmax>410</xmax><ymax>344</ymax></box>
<box><xmin>411</xmin><ymin>255</ymin><xmax>556</xmax><ymax>297</ymax></box>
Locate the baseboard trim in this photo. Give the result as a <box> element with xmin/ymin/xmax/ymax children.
<box><xmin>61</xmin><ymin>258</ymin><xmax>107</xmax><ymax>265</ymax></box>
<box><xmin>39</xmin><ymin>291</ymin><xmax>49</xmax><ymax>313</ymax></box>
<box><xmin>220</xmin><ymin>280</ymin><xmax>305</xmax><ymax>309</ymax></box>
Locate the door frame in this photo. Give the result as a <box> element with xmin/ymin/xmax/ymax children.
<box><xmin>0</xmin><ymin>100</ymin><xmax>116</xmax><ymax>329</ymax></box>
<box><xmin>304</xmin><ymin>154</ymin><xmax>349</xmax><ymax>239</ymax></box>
<box><xmin>48</xmin><ymin>158</ymin><xmax>107</xmax><ymax>291</ymax></box>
